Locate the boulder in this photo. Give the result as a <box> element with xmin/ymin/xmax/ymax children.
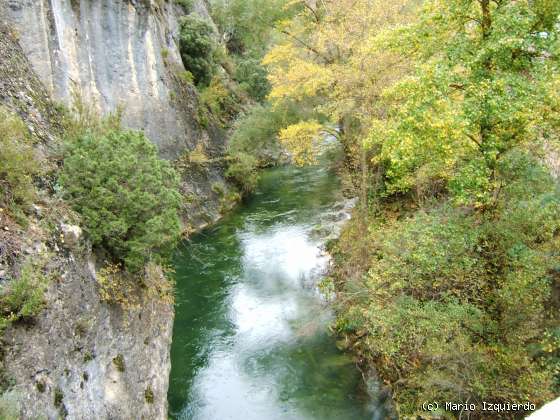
<box><xmin>60</xmin><ymin>224</ymin><xmax>83</xmax><ymax>248</ymax></box>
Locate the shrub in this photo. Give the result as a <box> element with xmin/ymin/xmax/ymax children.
<box><xmin>177</xmin><ymin>70</ymin><xmax>194</xmax><ymax>85</ymax></box>
<box><xmin>199</xmin><ymin>76</ymin><xmax>241</xmax><ymax>123</ymax></box>
<box><xmin>60</xmin><ymin>130</ymin><xmax>182</xmax><ymax>272</ymax></box>
<box><xmin>187</xmin><ymin>143</ymin><xmax>210</xmax><ymax>165</ymax></box>
<box><xmin>225</xmin><ymin>152</ymin><xmax>259</xmax><ymax>194</ymax></box>
<box><xmin>228</xmin><ymin>102</ymin><xmax>307</xmax><ymax>164</ymax></box>
<box><xmin>145</xmin><ymin>386</ymin><xmax>154</xmax><ymax>404</ymax></box>
<box><xmin>333</xmin><ymin>152</ymin><xmax>560</xmax><ymax>416</ymax></box>
<box><xmin>178</xmin><ymin>16</ymin><xmax>216</xmax><ymax>86</ymax></box>
<box><xmin>233</xmin><ymin>56</ymin><xmax>270</xmax><ymax>101</ymax></box>
<box><xmin>112</xmin><ymin>354</ymin><xmax>125</xmax><ymax>372</ymax></box>
<box><xmin>0</xmin><ymin>259</ymin><xmax>49</xmax><ymax>332</ymax></box>
<box><xmin>0</xmin><ymin>108</ymin><xmax>39</xmax><ymax>220</ymax></box>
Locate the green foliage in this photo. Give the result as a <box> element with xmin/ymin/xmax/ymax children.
<box><xmin>112</xmin><ymin>354</ymin><xmax>125</xmax><ymax>372</ymax></box>
<box><xmin>374</xmin><ymin>0</ymin><xmax>560</xmax><ymax>209</ymax></box>
<box><xmin>233</xmin><ymin>56</ymin><xmax>270</xmax><ymax>102</ymax></box>
<box><xmin>60</xmin><ymin>129</ymin><xmax>182</xmax><ymax>272</ymax></box>
<box><xmin>0</xmin><ymin>108</ymin><xmax>39</xmax><ymax>221</ymax></box>
<box><xmin>209</xmin><ymin>0</ymin><xmax>295</xmax><ymax>102</ymax></box>
<box><xmin>225</xmin><ymin>103</ymin><xmax>293</xmax><ymax>193</ymax></box>
<box><xmin>178</xmin><ymin>16</ymin><xmax>216</xmax><ymax>86</ymax></box>
<box><xmin>53</xmin><ymin>387</ymin><xmax>63</xmax><ymax>407</ymax></box>
<box><xmin>178</xmin><ymin>70</ymin><xmax>194</xmax><ymax>85</ymax></box>
<box><xmin>145</xmin><ymin>386</ymin><xmax>154</xmax><ymax>404</ymax></box>
<box><xmin>225</xmin><ymin>100</ymin><xmax>320</xmax><ymax>193</ymax></box>
<box><xmin>225</xmin><ymin>152</ymin><xmax>259</xmax><ymax>194</ymax></box>
<box><xmin>175</xmin><ymin>0</ymin><xmax>193</xmax><ymax>13</ymax></box>
<box><xmin>211</xmin><ymin>0</ymin><xmax>294</xmax><ymax>57</ymax></box>
<box><xmin>259</xmin><ymin>0</ymin><xmax>559</xmax><ymax>416</ymax></box>
<box><xmin>199</xmin><ymin>75</ymin><xmax>241</xmax><ymax>123</ymax></box>
<box><xmin>334</xmin><ymin>152</ymin><xmax>560</xmax><ymax>416</ymax></box>
<box><xmin>0</xmin><ymin>259</ymin><xmax>49</xmax><ymax>332</ymax></box>
<box><xmin>228</xmin><ymin>102</ymin><xmax>313</xmax><ymax>163</ymax></box>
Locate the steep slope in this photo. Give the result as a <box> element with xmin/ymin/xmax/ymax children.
<box><xmin>4</xmin><ymin>0</ymin><xmax>231</xmax><ymax>229</ymax></box>
<box><xmin>0</xmin><ymin>1</ymin><xmax>240</xmax><ymax>418</ymax></box>
<box><xmin>6</xmin><ymin>0</ymin><xmax>210</xmax><ymax>157</ymax></box>
<box><xmin>0</xmin><ymin>21</ymin><xmax>174</xmax><ymax>419</ymax></box>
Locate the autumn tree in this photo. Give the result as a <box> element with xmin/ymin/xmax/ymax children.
<box><xmin>373</xmin><ymin>0</ymin><xmax>560</xmax><ymax>207</ymax></box>
<box><xmin>263</xmin><ymin>0</ymin><xmax>415</xmax><ymax>209</ymax></box>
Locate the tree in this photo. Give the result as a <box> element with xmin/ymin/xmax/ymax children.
<box><xmin>61</xmin><ymin>130</ymin><xmax>182</xmax><ymax>272</ymax></box>
<box><xmin>263</xmin><ymin>0</ymin><xmax>413</xmax><ymax>163</ymax></box>
<box><xmin>374</xmin><ymin>0</ymin><xmax>560</xmax><ymax>208</ymax></box>
<box><xmin>179</xmin><ymin>16</ymin><xmax>216</xmax><ymax>86</ymax></box>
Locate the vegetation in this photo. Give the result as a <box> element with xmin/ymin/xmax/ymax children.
<box><xmin>204</xmin><ymin>0</ymin><xmax>301</xmax><ymax>192</ymax></box>
<box><xmin>0</xmin><ymin>259</ymin><xmax>49</xmax><ymax>333</ymax></box>
<box><xmin>145</xmin><ymin>386</ymin><xmax>154</xmax><ymax>404</ymax></box>
<box><xmin>0</xmin><ymin>390</ymin><xmax>21</xmax><ymax>420</ymax></box>
<box><xmin>0</xmin><ymin>107</ymin><xmax>40</xmax><ymax>222</ymax></box>
<box><xmin>178</xmin><ymin>16</ymin><xmax>217</xmax><ymax>86</ymax></box>
<box><xmin>60</xmin><ymin>127</ymin><xmax>182</xmax><ymax>272</ymax></box>
<box><xmin>174</xmin><ymin>0</ymin><xmax>193</xmax><ymax>13</ymax></box>
<box><xmin>264</xmin><ymin>0</ymin><xmax>560</xmax><ymax>417</ymax></box>
<box><xmin>199</xmin><ymin>75</ymin><xmax>242</xmax><ymax>125</ymax></box>
<box><xmin>112</xmin><ymin>354</ymin><xmax>125</xmax><ymax>372</ymax></box>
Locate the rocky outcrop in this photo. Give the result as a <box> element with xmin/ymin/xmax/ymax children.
<box><xmin>0</xmin><ymin>14</ymin><xmax>174</xmax><ymax>420</ymax></box>
<box><xmin>3</xmin><ymin>246</ymin><xmax>174</xmax><ymax>420</ymax></box>
<box><xmin>2</xmin><ymin>0</ymin><xmax>234</xmax><ymax>229</ymax></box>
<box><xmin>3</xmin><ymin>0</ymin><xmax>218</xmax><ymax>159</ymax></box>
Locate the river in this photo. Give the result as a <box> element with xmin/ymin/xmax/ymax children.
<box><xmin>168</xmin><ymin>163</ymin><xmax>373</xmax><ymax>419</ymax></box>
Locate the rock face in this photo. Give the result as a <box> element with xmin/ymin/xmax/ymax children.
<box><xmin>0</xmin><ymin>5</ymin><xmax>214</xmax><ymax>418</ymax></box>
<box><xmin>60</xmin><ymin>223</ymin><xmax>83</xmax><ymax>248</ymax></box>
<box><xmin>4</xmin><ymin>0</ymin><xmax>218</xmax><ymax>159</ymax></box>
<box><xmin>2</xmin><ymin>0</ymin><xmax>233</xmax><ymax>228</ymax></box>
<box><xmin>3</xmin><ymin>250</ymin><xmax>174</xmax><ymax>420</ymax></box>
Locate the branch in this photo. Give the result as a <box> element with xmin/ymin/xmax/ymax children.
<box><xmin>279</xmin><ymin>28</ymin><xmax>333</xmax><ymax>63</ymax></box>
<box><xmin>466</xmin><ymin>133</ymin><xmax>482</xmax><ymax>149</ymax></box>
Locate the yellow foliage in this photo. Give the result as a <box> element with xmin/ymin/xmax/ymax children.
<box><xmin>97</xmin><ymin>262</ymin><xmax>174</xmax><ymax>310</ymax></box>
<box><xmin>278</xmin><ymin>120</ymin><xmax>322</xmax><ymax>165</ymax></box>
<box><xmin>263</xmin><ymin>0</ymin><xmax>415</xmax><ymax>162</ymax></box>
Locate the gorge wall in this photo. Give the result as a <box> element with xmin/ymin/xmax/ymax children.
<box><xmin>4</xmin><ymin>0</ymin><xmax>230</xmax><ymax>228</ymax></box>
<box><xmin>0</xmin><ymin>1</ymin><xmax>231</xmax><ymax>418</ymax></box>
<box><xmin>5</xmin><ymin>0</ymin><xmax>214</xmax><ymax>158</ymax></box>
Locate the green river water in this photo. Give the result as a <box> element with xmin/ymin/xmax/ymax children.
<box><xmin>168</xmin><ymin>164</ymin><xmax>374</xmax><ymax>419</ymax></box>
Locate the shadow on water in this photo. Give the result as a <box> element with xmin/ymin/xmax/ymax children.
<box><xmin>168</xmin><ymin>164</ymin><xmax>376</xmax><ymax>419</ymax></box>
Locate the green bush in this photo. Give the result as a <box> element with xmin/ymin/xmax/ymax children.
<box><xmin>0</xmin><ymin>108</ymin><xmax>39</xmax><ymax>219</ymax></box>
<box><xmin>60</xmin><ymin>130</ymin><xmax>182</xmax><ymax>272</ymax></box>
<box><xmin>334</xmin><ymin>151</ymin><xmax>560</xmax><ymax>416</ymax></box>
<box><xmin>199</xmin><ymin>76</ymin><xmax>241</xmax><ymax>123</ymax></box>
<box><xmin>233</xmin><ymin>56</ymin><xmax>270</xmax><ymax>101</ymax></box>
<box><xmin>178</xmin><ymin>16</ymin><xmax>216</xmax><ymax>86</ymax></box>
<box><xmin>228</xmin><ymin>104</ymin><xmax>283</xmax><ymax>162</ymax></box>
<box><xmin>225</xmin><ymin>152</ymin><xmax>259</xmax><ymax>194</ymax></box>
<box><xmin>0</xmin><ymin>259</ymin><xmax>49</xmax><ymax>332</ymax></box>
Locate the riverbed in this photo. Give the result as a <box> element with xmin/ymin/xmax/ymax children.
<box><xmin>168</xmin><ymin>164</ymin><xmax>372</xmax><ymax>419</ymax></box>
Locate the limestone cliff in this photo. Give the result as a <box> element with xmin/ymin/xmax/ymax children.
<box><xmin>0</xmin><ymin>19</ymin><xmax>175</xmax><ymax>419</ymax></box>
<box><xmin>5</xmin><ymin>0</ymin><xmax>211</xmax><ymax>157</ymax></box>
<box><xmin>0</xmin><ymin>1</ymin><xmax>232</xmax><ymax>418</ymax></box>
<box><xmin>3</xmin><ymin>0</ymin><xmax>231</xmax><ymax>229</ymax></box>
